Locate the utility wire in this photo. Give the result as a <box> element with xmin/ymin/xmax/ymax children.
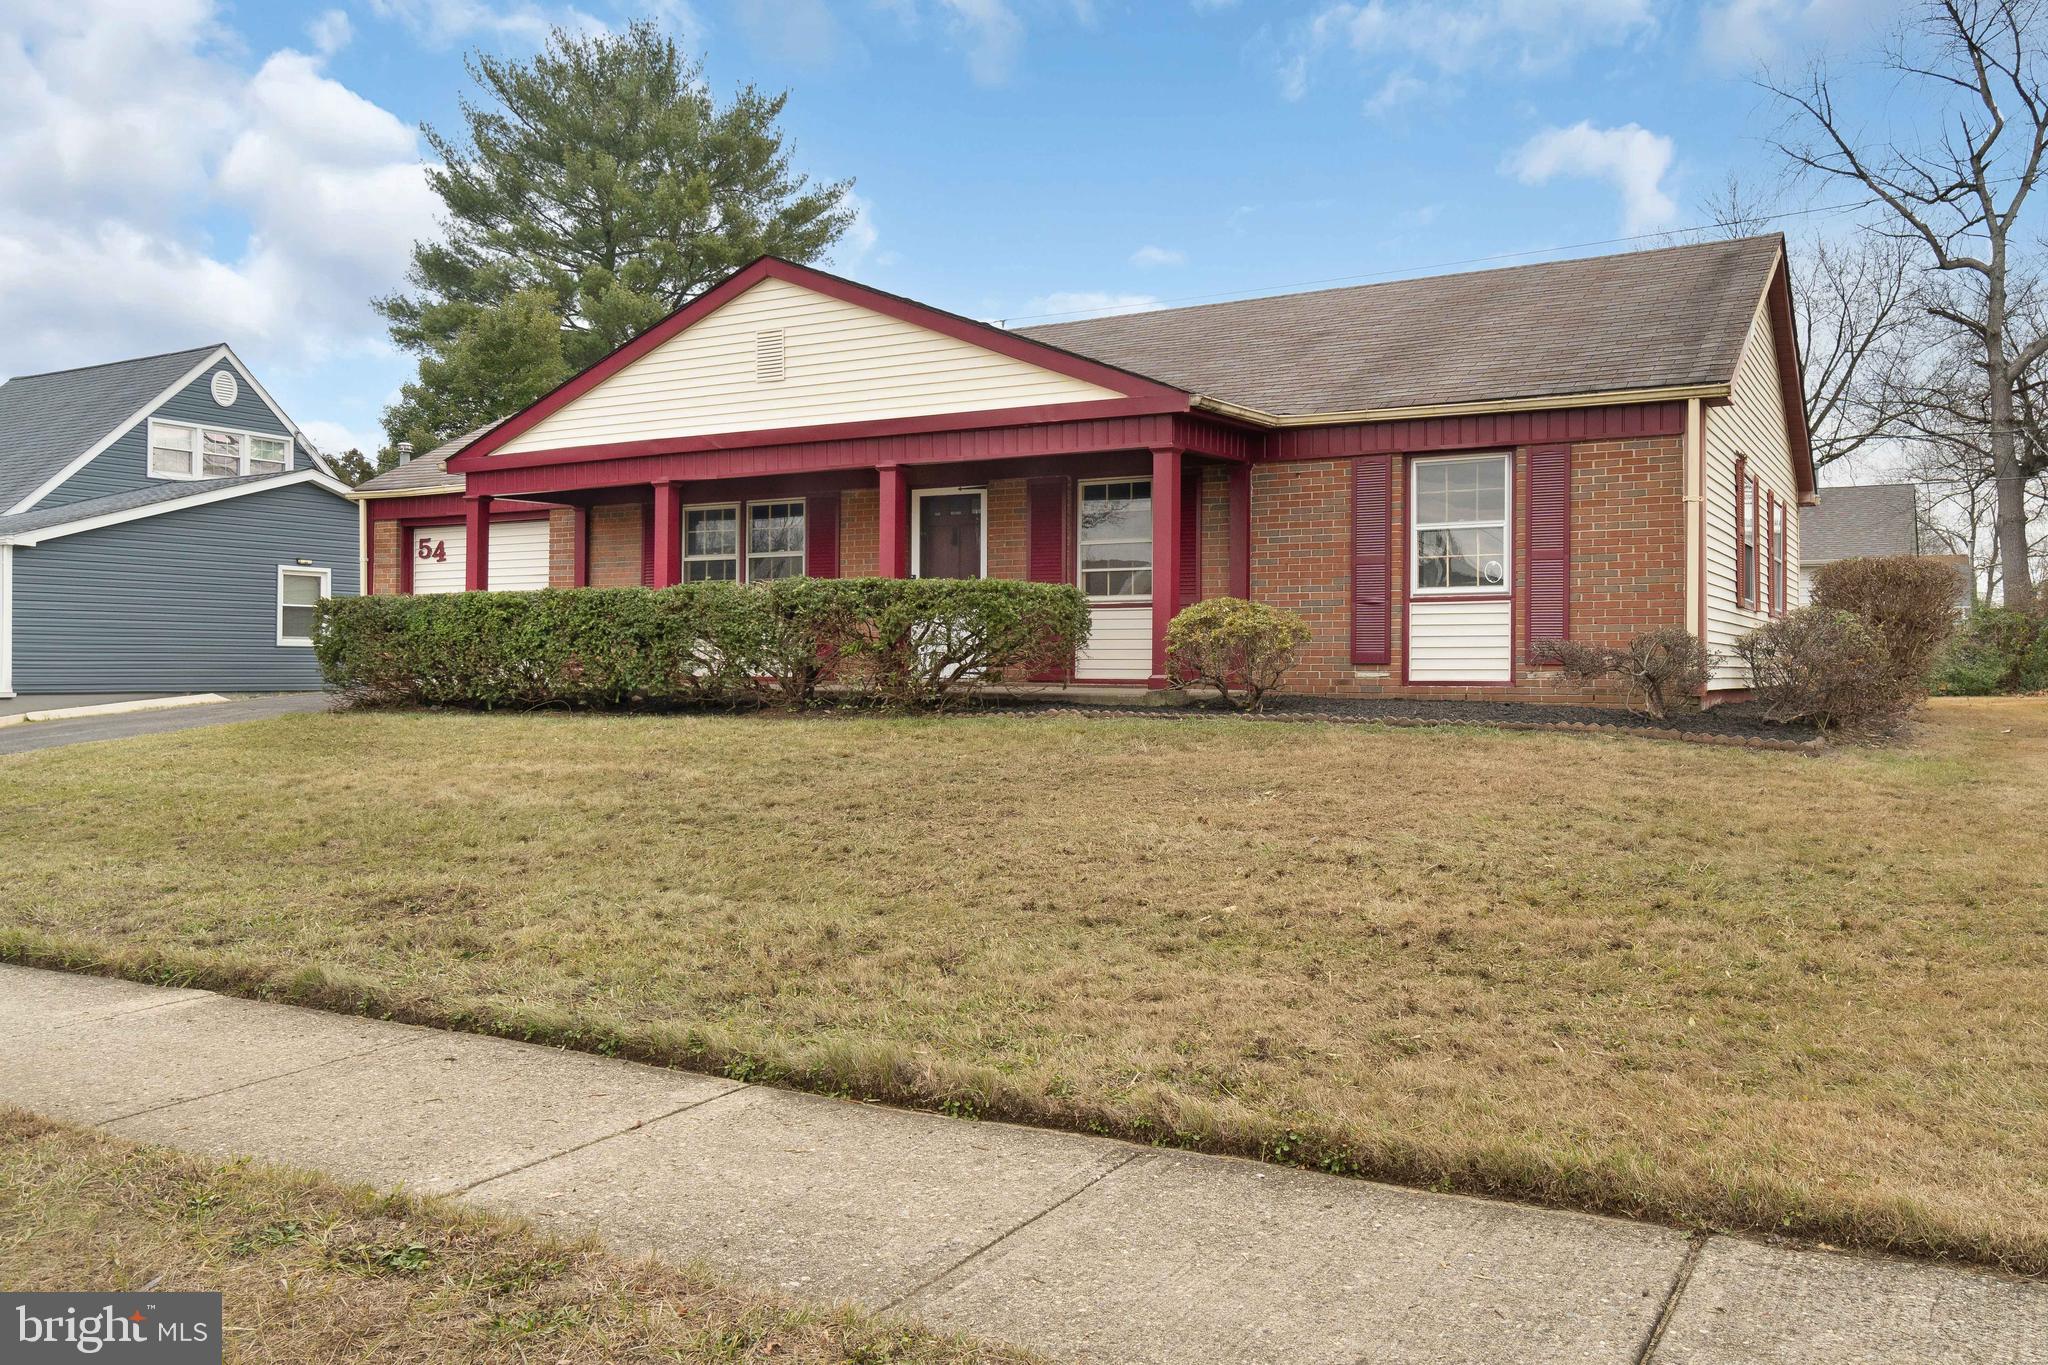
<box><xmin>993</xmin><ymin>194</ymin><xmax>1880</xmax><ymax>326</ymax></box>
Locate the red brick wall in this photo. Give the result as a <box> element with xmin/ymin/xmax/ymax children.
<box><xmin>548</xmin><ymin>508</ymin><xmax>578</xmax><ymax>588</ymax></box>
<box><xmin>1248</xmin><ymin>438</ymin><xmax>1686</xmax><ymax>702</ymax></box>
<box><xmin>987</xmin><ymin>478</ymin><xmax>1028</xmax><ymax>581</ymax></box>
<box><xmin>587</xmin><ymin>501</ymin><xmax>645</xmax><ymax>588</ymax></box>
<box><xmin>840</xmin><ymin>488</ymin><xmax>878</xmax><ymax>577</ymax></box>
<box><xmin>369</xmin><ymin>520</ymin><xmax>402</xmax><ymax>595</ymax></box>
<box><xmin>1199</xmin><ymin>465</ymin><xmax>1231</xmax><ymax>602</ymax></box>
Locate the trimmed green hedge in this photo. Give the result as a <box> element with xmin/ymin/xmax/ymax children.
<box><xmin>313</xmin><ymin>578</ymin><xmax>1091</xmax><ymax>711</ymax></box>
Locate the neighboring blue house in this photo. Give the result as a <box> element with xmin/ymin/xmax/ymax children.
<box><xmin>0</xmin><ymin>345</ymin><xmax>357</xmax><ymax>697</ymax></box>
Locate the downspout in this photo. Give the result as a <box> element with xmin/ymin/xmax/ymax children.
<box><xmin>0</xmin><ymin>543</ymin><xmax>14</xmax><ymax>698</ymax></box>
<box><xmin>357</xmin><ymin>497</ymin><xmax>369</xmax><ymax>598</ymax></box>
<box><xmin>1684</xmin><ymin>396</ymin><xmax>1706</xmax><ymax>645</ymax></box>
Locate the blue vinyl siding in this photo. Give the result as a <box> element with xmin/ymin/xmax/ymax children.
<box><xmin>11</xmin><ymin>480</ymin><xmax>357</xmax><ymax>692</ymax></box>
<box><xmin>40</xmin><ymin>361</ymin><xmax>295</xmax><ymax>509</ymax></box>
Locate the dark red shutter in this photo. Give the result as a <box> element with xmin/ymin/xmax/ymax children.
<box><xmin>1525</xmin><ymin>443</ymin><xmax>1570</xmax><ymax>658</ymax></box>
<box><xmin>1350</xmin><ymin>455</ymin><xmax>1392</xmax><ymax>666</ymax></box>
<box><xmin>640</xmin><ymin>500</ymin><xmax>655</xmax><ymax>587</ymax></box>
<box><xmin>1179</xmin><ymin>468</ymin><xmax>1201</xmax><ymax>604</ymax></box>
<box><xmin>806</xmin><ymin>492</ymin><xmax>840</xmax><ymax>578</ymax></box>
<box><xmin>1026</xmin><ymin>477</ymin><xmax>1069</xmax><ymax>582</ymax></box>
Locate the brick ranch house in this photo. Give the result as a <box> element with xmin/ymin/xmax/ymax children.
<box><xmin>351</xmin><ymin>234</ymin><xmax>1813</xmax><ymax>702</ymax></box>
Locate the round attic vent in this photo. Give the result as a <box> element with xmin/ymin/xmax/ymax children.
<box><xmin>210</xmin><ymin>370</ymin><xmax>239</xmax><ymax>407</ymax></box>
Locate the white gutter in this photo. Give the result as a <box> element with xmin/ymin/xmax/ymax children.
<box><xmin>0</xmin><ymin>543</ymin><xmax>13</xmax><ymax>698</ymax></box>
<box><xmin>1684</xmin><ymin>396</ymin><xmax>1705</xmax><ymax>642</ymax></box>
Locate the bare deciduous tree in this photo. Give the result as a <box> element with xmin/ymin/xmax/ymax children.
<box><xmin>1764</xmin><ymin>0</ymin><xmax>2048</xmax><ymax>607</ymax></box>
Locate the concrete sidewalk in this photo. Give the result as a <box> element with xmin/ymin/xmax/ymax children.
<box><xmin>0</xmin><ymin>693</ymin><xmax>329</xmax><ymax>754</ymax></box>
<box><xmin>3</xmin><ymin>965</ymin><xmax>2041</xmax><ymax>1363</ymax></box>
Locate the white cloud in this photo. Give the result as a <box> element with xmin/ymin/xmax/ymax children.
<box><xmin>1698</xmin><ymin>0</ymin><xmax>1903</xmax><ymax>70</ymax></box>
<box><xmin>1016</xmin><ymin>291</ymin><xmax>1160</xmax><ymax>322</ymax></box>
<box><xmin>734</xmin><ymin>0</ymin><xmax>850</xmax><ymax>66</ymax></box>
<box><xmin>1363</xmin><ymin>70</ymin><xmax>1427</xmax><ymax>115</ymax></box>
<box><xmin>363</xmin><ymin>0</ymin><xmax>603</xmax><ymax>46</ymax></box>
<box><xmin>299</xmin><ymin>417</ymin><xmax>385</xmax><ymax>458</ymax></box>
<box><xmin>1130</xmin><ymin>245</ymin><xmax>1186</xmax><ymax>268</ymax></box>
<box><xmin>1281</xmin><ymin>0</ymin><xmax>1655</xmax><ymax>100</ymax></box>
<box><xmin>0</xmin><ymin>0</ymin><xmax>439</xmax><ymax>382</ymax></box>
<box><xmin>939</xmin><ymin>0</ymin><xmax>1025</xmax><ymax>85</ymax></box>
<box><xmin>307</xmin><ymin>9</ymin><xmax>353</xmax><ymax>54</ymax></box>
<box><xmin>1506</xmin><ymin>121</ymin><xmax>1678</xmax><ymax>234</ymax></box>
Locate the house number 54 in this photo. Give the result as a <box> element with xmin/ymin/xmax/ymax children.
<box><xmin>416</xmin><ymin>540</ymin><xmax>447</xmax><ymax>562</ymax></box>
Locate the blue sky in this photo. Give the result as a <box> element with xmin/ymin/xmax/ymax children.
<box><xmin>1</xmin><ymin>0</ymin><xmax>1907</xmax><ymax>456</ymax></box>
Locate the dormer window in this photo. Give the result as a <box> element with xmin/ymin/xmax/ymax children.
<box><xmin>148</xmin><ymin>419</ymin><xmax>294</xmax><ymax>480</ymax></box>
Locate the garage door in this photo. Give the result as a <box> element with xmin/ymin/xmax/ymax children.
<box><xmin>409</xmin><ymin>519</ymin><xmax>551</xmax><ymax>594</ymax></box>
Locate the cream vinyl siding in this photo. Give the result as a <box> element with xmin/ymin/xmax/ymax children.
<box><xmin>1407</xmin><ymin>598</ymin><xmax>1513</xmax><ymax>682</ymax></box>
<box><xmin>495</xmin><ymin>276</ymin><xmax>1125</xmax><ymax>454</ymax></box>
<box><xmin>1076</xmin><ymin>605</ymin><xmax>1152</xmax><ymax>680</ymax></box>
<box><xmin>408</xmin><ymin>520</ymin><xmax>550</xmax><ymax>593</ymax></box>
<box><xmin>1702</xmin><ymin>292</ymin><xmax>1801</xmax><ymax>688</ymax></box>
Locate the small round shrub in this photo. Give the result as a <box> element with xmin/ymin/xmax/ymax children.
<box><xmin>1165</xmin><ymin>597</ymin><xmax>1311</xmax><ymax>711</ymax></box>
<box><xmin>1812</xmin><ymin>556</ymin><xmax>1961</xmax><ymax>699</ymax></box>
<box><xmin>1533</xmin><ymin>627</ymin><xmax>1711</xmax><ymax>719</ymax></box>
<box><xmin>1733</xmin><ymin>606</ymin><xmax>1909</xmax><ymax>733</ymax></box>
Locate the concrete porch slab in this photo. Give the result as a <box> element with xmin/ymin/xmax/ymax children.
<box><xmin>903</xmin><ymin>1149</ymin><xmax>1689</xmax><ymax>1365</ymax></box>
<box><xmin>463</xmin><ymin>1085</ymin><xmax>1133</xmax><ymax>1305</ymax></box>
<box><xmin>107</xmin><ymin>1030</ymin><xmax>742</xmax><ymax>1195</ymax></box>
<box><xmin>1648</xmin><ymin>1237</ymin><xmax>2048</xmax><ymax>1364</ymax></box>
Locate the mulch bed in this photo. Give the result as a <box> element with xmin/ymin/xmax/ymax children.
<box><xmin>980</xmin><ymin>694</ymin><xmax>1825</xmax><ymax>752</ymax></box>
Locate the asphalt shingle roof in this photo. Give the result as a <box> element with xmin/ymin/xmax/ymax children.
<box><xmin>354</xmin><ymin>421</ymin><xmax>504</xmax><ymax>494</ymax></box>
<box><xmin>1800</xmin><ymin>483</ymin><xmax>1920</xmax><ymax>563</ymax></box>
<box><xmin>0</xmin><ymin>346</ymin><xmax>223</xmax><ymax>511</ymax></box>
<box><xmin>0</xmin><ymin>473</ymin><xmax>291</xmax><ymax>540</ymax></box>
<box><xmin>1018</xmin><ymin>236</ymin><xmax>1785</xmax><ymax>417</ymax></box>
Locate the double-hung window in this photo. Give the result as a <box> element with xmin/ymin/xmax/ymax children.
<box><xmin>277</xmin><ymin>566</ymin><xmax>329</xmax><ymax>646</ymax></box>
<box><xmin>1412</xmin><ymin>454</ymin><xmax>1511</xmax><ymax>593</ymax></box>
<box><xmin>683</xmin><ymin>506</ymin><xmax>739</xmax><ymax>581</ymax></box>
<box><xmin>149</xmin><ymin>420</ymin><xmax>295</xmax><ymax>480</ymax></box>
<box><xmin>1078</xmin><ymin>479</ymin><xmax>1153</xmax><ymax>599</ymax></box>
<box><xmin>1769</xmin><ymin>497</ymin><xmax>1787</xmax><ymax>614</ymax></box>
<box><xmin>746</xmin><ymin>502</ymin><xmax>806</xmax><ymax>580</ymax></box>
<box><xmin>1737</xmin><ymin>461</ymin><xmax>1759</xmax><ymax>608</ymax></box>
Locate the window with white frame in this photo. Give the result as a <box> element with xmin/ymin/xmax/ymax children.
<box><xmin>277</xmin><ymin>566</ymin><xmax>329</xmax><ymax>646</ymax></box>
<box><xmin>684</xmin><ymin>506</ymin><xmax>739</xmax><ymax>581</ymax></box>
<box><xmin>1412</xmin><ymin>454</ymin><xmax>1510</xmax><ymax>593</ymax></box>
<box><xmin>1078</xmin><ymin>479</ymin><xmax>1152</xmax><ymax>599</ymax></box>
<box><xmin>746</xmin><ymin>501</ymin><xmax>806</xmax><ymax>580</ymax></box>
<box><xmin>149</xmin><ymin>420</ymin><xmax>294</xmax><ymax>480</ymax></box>
<box><xmin>1740</xmin><ymin>470</ymin><xmax>1759</xmax><ymax>608</ymax></box>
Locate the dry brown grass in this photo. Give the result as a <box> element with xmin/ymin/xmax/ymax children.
<box><xmin>0</xmin><ymin>1108</ymin><xmax>1036</xmax><ymax>1363</ymax></box>
<box><xmin>2</xmin><ymin>699</ymin><xmax>2044</xmax><ymax>1273</ymax></box>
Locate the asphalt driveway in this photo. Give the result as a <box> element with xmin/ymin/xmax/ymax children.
<box><xmin>0</xmin><ymin>693</ymin><xmax>331</xmax><ymax>755</ymax></box>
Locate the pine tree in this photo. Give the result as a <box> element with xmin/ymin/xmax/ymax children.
<box><xmin>377</xmin><ymin>20</ymin><xmax>854</xmax><ymax>452</ymax></box>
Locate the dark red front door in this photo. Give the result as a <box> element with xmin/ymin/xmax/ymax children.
<box><xmin>916</xmin><ymin>493</ymin><xmax>983</xmax><ymax>579</ymax></box>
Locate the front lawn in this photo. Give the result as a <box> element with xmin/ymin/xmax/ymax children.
<box><xmin>3</xmin><ymin>701</ymin><xmax>2044</xmax><ymax>1272</ymax></box>
<box><xmin>0</xmin><ymin>1109</ymin><xmax>1032</xmax><ymax>1363</ymax></box>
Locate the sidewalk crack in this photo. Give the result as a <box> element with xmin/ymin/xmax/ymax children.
<box><xmin>882</xmin><ymin>1149</ymin><xmax>1143</xmax><ymax>1313</ymax></box>
<box><xmin>450</xmin><ymin>1082</ymin><xmax>752</xmax><ymax>1196</ymax></box>
<box><xmin>97</xmin><ymin>1037</ymin><xmax>417</xmax><ymax>1126</ymax></box>
<box><xmin>1635</xmin><ymin>1231</ymin><xmax>1709</xmax><ymax>1365</ymax></box>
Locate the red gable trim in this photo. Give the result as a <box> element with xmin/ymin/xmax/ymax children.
<box><xmin>451</xmin><ymin>256</ymin><xmax>1191</xmax><ymax>470</ymax></box>
<box><xmin>1763</xmin><ymin>251</ymin><xmax>1817</xmax><ymax>502</ymax></box>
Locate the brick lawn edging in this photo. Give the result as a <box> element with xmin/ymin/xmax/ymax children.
<box><xmin>998</xmin><ymin>704</ymin><xmax>1827</xmax><ymax>754</ymax></box>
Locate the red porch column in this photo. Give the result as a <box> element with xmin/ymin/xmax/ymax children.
<box><xmin>1150</xmin><ymin>446</ymin><xmax>1183</xmax><ymax>686</ymax></box>
<box><xmin>463</xmin><ymin>494</ymin><xmax>492</xmax><ymax>591</ymax></box>
<box><xmin>877</xmin><ymin>463</ymin><xmax>910</xmax><ymax>578</ymax></box>
<box><xmin>651</xmin><ymin>480</ymin><xmax>682</xmax><ymax>587</ymax></box>
<box><xmin>1228</xmin><ymin>463</ymin><xmax>1251</xmax><ymax>599</ymax></box>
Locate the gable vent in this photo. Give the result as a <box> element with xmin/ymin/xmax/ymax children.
<box><xmin>755</xmin><ymin>329</ymin><xmax>787</xmax><ymax>384</ymax></box>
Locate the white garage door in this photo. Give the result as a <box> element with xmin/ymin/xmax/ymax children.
<box><xmin>409</xmin><ymin>519</ymin><xmax>551</xmax><ymax>594</ymax></box>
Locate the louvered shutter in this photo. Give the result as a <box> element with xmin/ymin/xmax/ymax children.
<box><xmin>1525</xmin><ymin>444</ymin><xmax>1571</xmax><ymax>658</ymax></box>
<box><xmin>1179</xmin><ymin>468</ymin><xmax>1201</xmax><ymax>604</ymax></box>
<box><xmin>806</xmin><ymin>493</ymin><xmax>840</xmax><ymax>578</ymax></box>
<box><xmin>1026</xmin><ymin>477</ymin><xmax>1069</xmax><ymax>582</ymax></box>
<box><xmin>1350</xmin><ymin>455</ymin><xmax>1392</xmax><ymax>666</ymax></box>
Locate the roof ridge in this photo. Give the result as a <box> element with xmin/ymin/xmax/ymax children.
<box><xmin>1019</xmin><ymin>235</ymin><xmax>1784</xmax><ymax>334</ymax></box>
<box><xmin>4</xmin><ymin>343</ymin><xmax>224</xmax><ymax>384</ymax></box>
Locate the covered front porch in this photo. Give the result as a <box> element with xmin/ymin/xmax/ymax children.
<box><xmin>453</xmin><ymin>430</ymin><xmax>1253</xmax><ymax>686</ymax></box>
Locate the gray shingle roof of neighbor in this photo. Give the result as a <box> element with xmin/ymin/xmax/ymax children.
<box><xmin>354</xmin><ymin>420</ymin><xmax>505</xmax><ymax>494</ymax></box>
<box><xmin>1799</xmin><ymin>483</ymin><xmax>1920</xmax><ymax>563</ymax></box>
<box><xmin>1017</xmin><ymin>235</ymin><xmax>1787</xmax><ymax>417</ymax></box>
<box><xmin>0</xmin><ymin>345</ymin><xmax>225</xmax><ymax>511</ymax></box>
<box><xmin>0</xmin><ymin>473</ymin><xmax>293</xmax><ymax>539</ymax></box>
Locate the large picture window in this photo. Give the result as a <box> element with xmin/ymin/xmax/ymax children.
<box><xmin>1078</xmin><ymin>479</ymin><xmax>1152</xmax><ymax>599</ymax></box>
<box><xmin>149</xmin><ymin>420</ymin><xmax>294</xmax><ymax>481</ymax></box>
<box><xmin>746</xmin><ymin>501</ymin><xmax>806</xmax><ymax>580</ymax></box>
<box><xmin>683</xmin><ymin>506</ymin><xmax>739</xmax><ymax>581</ymax></box>
<box><xmin>1412</xmin><ymin>455</ymin><xmax>1510</xmax><ymax>594</ymax></box>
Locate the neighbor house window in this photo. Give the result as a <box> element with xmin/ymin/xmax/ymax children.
<box><xmin>683</xmin><ymin>505</ymin><xmax>739</xmax><ymax>581</ymax></box>
<box><xmin>148</xmin><ymin>420</ymin><xmax>294</xmax><ymax>480</ymax></box>
<box><xmin>746</xmin><ymin>501</ymin><xmax>806</xmax><ymax>580</ymax></box>
<box><xmin>277</xmin><ymin>566</ymin><xmax>329</xmax><ymax>646</ymax></box>
<box><xmin>1412</xmin><ymin>454</ymin><xmax>1511</xmax><ymax>593</ymax></box>
<box><xmin>1078</xmin><ymin>478</ymin><xmax>1153</xmax><ymax>599</ymax></box>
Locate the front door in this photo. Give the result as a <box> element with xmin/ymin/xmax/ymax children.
<box><xmin>915</xmin><ymin>491</ymin><xmax>984</xmax><ymax>579</ymax></box>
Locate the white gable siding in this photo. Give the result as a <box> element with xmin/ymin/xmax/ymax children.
<box><xmin>495</xmin><ymin>277</ymin><xmax>1125</xmax><ymax>455</ymax></box>
<box><xmin>1702</xmin><ymin>288</ymin><xmax>1802</xmax><ymax>688</ymax></box>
